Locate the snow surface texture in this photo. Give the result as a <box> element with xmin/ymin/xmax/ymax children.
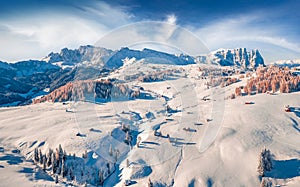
<box><xmin>0</xmin><ymin>62</ymin><xmax>300</xmax><ymax>187</ymax></box>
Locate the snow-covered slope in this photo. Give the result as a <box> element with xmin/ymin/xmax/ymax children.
<box><xmin>0</xmin><ymin>62</ymin><xmax>299</xmax><ymax>186</ymax></box>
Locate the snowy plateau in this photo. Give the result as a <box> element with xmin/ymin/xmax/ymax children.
<box><xmin>0</xmin><ymin>46</ymin><xmax>299</xmax><ymax>187</ymax></box>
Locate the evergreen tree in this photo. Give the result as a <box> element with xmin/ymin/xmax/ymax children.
<box><xmin>148</xmin><ymin>178</ymin><xmax>153</xmax><ymax>187</ymax></box>
<box><xmin>43</xmin><ymin>156</ymin><xmax>47</xmax><ymax>171</ymax></box>
<box><xmin>57</xmin><ymin>160</ymin><xmax>61</xmax><ymax>175</ymax></box>
<box><xmin>39</xmin><ymin>149</ymin><xmax>43</xmax><ymax>164</ymax></box>
<box><xmin>51</xmin><ymin>152</ymin><xmax>57</xmax><ymax>174</ymax></box>
<box><xmin>109</xmin><ymin>144</ymin><xmax>113</xmax><ymax>156</ymax></box>
<box><xmin>260</xmin><ymin>178</ymin><xmax>272</xmax><ymax>187</ymax></box>
<box><xmin>69</xmin><ymin>168</ymin><xmax>74</xmax><ymax>180</ymax></box>
<box><xmin>47</xmin><ymin>148</ymin><xmax>53</xmax><ymax>167</ymax></box>
<box><xmin>61</xmin><ymin>159</ymin><xmax>66</xmax><ymax>177</ymax></box>
<box><xmin>125</xmin><ymin>131</ymin><xmax>132</xmax><ymax>145</ymax></box>
<box><xmin>98</xmin><ymin>170</ymin><xmax>104</xmax><ymax>185</ymax></box>
<box><xmin>137</xmin><ymin>136</ymin><xmax>141</xmax><ymax>148</ymax></box>
<box><xmin>107</xmin><ymin>163</ymin><xmax>110</xmax><ymax>174</ymax></box>
<box><xmin>63</xmin><ymin>150</ymin><xmax>67</xmax><ymax>161</ymax></box>
<box><xmin>58</xmin><ymin>144</ymin><xmax>64</xmax><ymax>162</ymax></box>
<box><xmin>258</xmin><ymin>148</ymin><xmax>273</xmax><ymax>177</ymax></box>
<box><xmin>34</xmin><ymin>148</ymin><xmax>39</xmax><ymax>163</ymax></box>
<box><xmin>115</xmin><ymin>149</ymin><xmax>120</xmax><ymax>162</ymax></box>
<box><xmin>82</xmin><ymin>150</ymin><xmax>87</xmax><ymax>159</ymax></box>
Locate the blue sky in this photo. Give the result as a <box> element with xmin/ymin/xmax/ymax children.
<box><xmin>0</xmin><ymin>0</ymin><xmax>299</xmax><ymax>63</ymax></box>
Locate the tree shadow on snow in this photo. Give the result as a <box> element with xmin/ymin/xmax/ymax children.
<box><xmin>0</xmin><ymin>154</ymin><xmax>23</xmax><ymax>165</ymax></box>
<box><xmin>290</xmin><ymin>106</ymin><xmax>300</xmax><ymax>118</ymax></box>
<box><xmin>141</xmin><ymin>141</ymin><xmax>160</xmax><ymax>146</ymax></box>
<box><xmin>290</xmin><ymin>117</ymin><xmax>300</xmax><ymax>133</ymax></box>
<box><xmin>137</xmin><ymin>145</ymin><xmax>155</xmax><ymax>150</ymax></box>
<box><xmin>207</xmin><ymin>178</ymin><xmax>213</xmax><ymax>187</ymax></box>
<box><xmin>188</xmin><ymin>178</ymin><xmax>196</xmax><ymax>187</ymax></box>
<box><xmin>266</xmin><ymin>159</ymin><xmax>300</xmax><ymax>179</ymax></box>
<box><xmin>25</xmin><ymin>168</ymin><xmax>54</xmax><ymax>182</ymax></box>
<box><xmin>18</xmin><ymin>167</ymin><xmax>34</xmax><ymax>173</ymax></box>
<box><xmin>174</xmin><ymin>141</ymin><xmax>196</xmax><ymax>146</ymax></box>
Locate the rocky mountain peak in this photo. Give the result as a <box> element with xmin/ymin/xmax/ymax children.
<box><xmin>206</xmin><ymin>48</ymin><xmax>265</xmax><ymax>69</ymax></box>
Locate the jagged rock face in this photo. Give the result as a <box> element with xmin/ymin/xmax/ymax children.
<box><xmin>249</xmin><ymin>49</ymin><xmax>264</xmax><ymax>68</ymax></box>
<box><xmin>207</xmin><ymin>48</ymin><xmax>265</xmax><ymax>69</ymax></box>
<box><xmin>44</xmin><ymin>45</ymin><xmax>113</xmax><ymax>67</ymax></box>
<box><xmin>45</xmin><ymin>46</ymin><xmax>196</xmax><ymax>70</ymax></box>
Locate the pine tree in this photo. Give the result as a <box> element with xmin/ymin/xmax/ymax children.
<box><xmin>58</xmin><ymin>144</ymin><xmax>64</xmax><ymax>162</ymax></box>
<box><xmin>109</xmin><ymin>144</ymin><xmax>113</xmax><ymax>156</ymax></box>
<box><xmin>63</xmin><ymin>150</ymin><xmax>67</xmax><ymax>161</ymax></box>
<box><xmin>107</xmin><ymin>162</ymin><xmax>110</xmax><ymax>174</ymax></box>
<box><xmin>82</xmin><ymin>150</ymin><xmax>87</xmax><ymax>159</ymax></box>
<box><xmin>260</xmin><ymin>178</ymin><xmax>272</xmax><ymax>187</ymax></box>
<box><xmin>258</xmin><ymin>148</ymin><xmax>273</xmax><ymax>177</ymax></box>
<box><xmin>115</xmin><ymin>149</ymin><xmax>120</xmax><ymax>162</ymax></box>
<box><xmin>98</xmin><ymin>170</ymin><xmax>104</xmax><ymax>185</ymax></box>
<box><xmin>51</xmin><ymin>152</ymin><xmax>57</xmax><ymax>174</ymax></box>
<box><xmin>43</xmin><ymin>156</ymin><xmax>47</xmax><ymax>171</ymax></box>
<box><xmin>61</xmin><ymin>159</ymin><xmax>66</xmax><ymax>177</ymax></box>
<box><xmin>34</xmin><ymin>148</ymin><xmax>39</xmax><ymax>163</ymax></box>
<box><xmin>47</xmin><ymin>148</ymin><xmax>52</xmax><ymax>167</ymax></box>
<box><xmin>125</xmin><ymin>131</ymin><xmax>131</xmax><ymax>145</ymax></box>
<box><xmin>148</xmin><ymin>178</ymin><xmax>153</xmax><ymax>187</ymax></box>
<box><xmin>57</xmin><ymin>160</ymin><xmax>61</xmax><ymax>175</ymax></box>
<box><xmin>137</xmin><ymin>136</ymin><xmax>141</xmax><ymax>148</ymax></box>
<box><xmin>39</xmin><ymin>149</ymin><xmax>43</xmax><ymax>164</ymax></box>
<box><xmin>69</xmin><ymin>168</ymin><xmax>74</xmax><ymax>180</ymax></box>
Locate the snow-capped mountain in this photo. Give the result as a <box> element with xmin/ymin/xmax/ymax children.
<box><xmin>1</xmin><ymin>45</ymin><xmax>265</xmax><ymax>106</ymax></box>
<box><xmin>271</xmin><ymin>59</ymin><xmax>300</xmax><ymax>67</ymax></box>
<box><xmin>196</xmin><ymin>48</ymin><xmax>265</xmax><ymax>69</ymax></box>
<box><xmin>42</xmin><ymin>45</ymin><xmax>113</xmax><ymax>69</ymax></box>
<box><xmin>44</xmin><ymin>46</ymin><xmax>265</xmax><ymax>70</ymax></box>
<box><xmin>43</xmin><ymin>46</ymin><xmax>196</xmax><ymax>69</ymax></box>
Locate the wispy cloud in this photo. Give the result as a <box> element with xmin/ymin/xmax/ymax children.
<box><xmin>0</xmin><ymin>2</ymin><xmax>132</xmax><ymax>62</ymax></box>
<box><xmin>191</xmin><ymin>12</ymin><xmax>300</xmax><ymax>62</ymax></box>
<box><xmin>0</xmin><ymin>1</ymin><xmax>299</xmax><ymax>63</ymax></box>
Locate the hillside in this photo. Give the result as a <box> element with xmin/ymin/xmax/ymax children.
<box><xmin>0</xmin><ymin>46</ymin><xmax>265</xmax><ymax>107</ymax></box>
<box><xmin>0</xmin><ymin>62</ymin><xmax>299</xmax><ymax>187</ymax></box>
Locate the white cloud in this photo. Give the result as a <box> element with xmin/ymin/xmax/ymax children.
<box><xmin>191</xmin><ymin>14</ymin><xmax>300</xmax><ymax>62</ymax></box>
<box><xmin>1</xmin><ymin>4</ymin><xmax>299</xmax><ymax>63</ymax></box>
<box><xmin>165</xmin><ymin>14</ymin><xmax>177</xmax><ymax>25</ymax></box>
<box><xmin>94</xmin><ymin>21</ymin><xmax>209</xmax><ymax>56</ymax></box>
<box><xmin>0</xmin><ymin>2</ymin><xmax>132</xmax><ymax>62</ymax></box>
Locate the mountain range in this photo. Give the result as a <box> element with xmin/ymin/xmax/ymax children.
<box><xmin>0</xmin><ymin>46</ymin><xmax>265</xmax><ymax>106</ymax></box>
